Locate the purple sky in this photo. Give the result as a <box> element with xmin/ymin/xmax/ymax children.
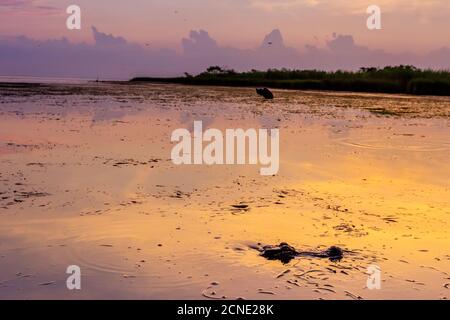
<box><xmin>1</xmin><ymin>0</ymin><xmax>450</xmax><ymax>78</ymax></box>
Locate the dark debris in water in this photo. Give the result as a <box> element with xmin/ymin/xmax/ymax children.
<box><xmin>230</xmin><ymin>204</ymin><xmax>250</xmax><ymax>213</ymax></box>
<box><xmin>256</xmin><ymin>88</ymin><xmax>274</xmax><ymax>100</ymax></box>
<box><xmin>257</xmin><ymin>242</ymin><xmax>344</xmax><ymax>264</ymax></box>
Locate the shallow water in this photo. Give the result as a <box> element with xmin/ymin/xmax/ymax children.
<box><xmin>0</xmin><ymin>83</ymin><xmax>449</xmax><ymax>299</ymax></box>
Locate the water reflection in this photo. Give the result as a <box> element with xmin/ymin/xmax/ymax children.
<box><xmin>0</xmin><ymin>83</ymin><xmax>449</xmax><ymax>299</ymax></box>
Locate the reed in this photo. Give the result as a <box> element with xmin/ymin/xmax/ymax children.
<box><xmin>131</xmin><ymin>65</ymin><xmax>450</xmax><ymax>96</ymax></box>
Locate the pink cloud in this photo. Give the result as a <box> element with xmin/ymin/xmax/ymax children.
<box><xmin>0</xmin><ymin>0</ymin><xmax>59</xmax><ymax>16</ymax></box>
<box><xmin>1</xmin><ymin>27</ymin><xmax>449</xmax><ymax>80</ymax></box>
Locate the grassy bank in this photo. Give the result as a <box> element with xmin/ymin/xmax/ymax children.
<box><xmin>131</xmin><ymin>66</ymin><xmax>450</xmax><ymax>96</ymax></box>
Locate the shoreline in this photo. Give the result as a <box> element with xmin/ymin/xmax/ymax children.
<box><xmin>130</xmin><ymin>66</ymin><xmax>450</xmax><ymax>97</ymax></box>
<box><xmin>2</xmin><ymin>80</ymin><xmax>450</xmax><ymax>101</ymax></box>
<box><xmin>129</xmin><ymin>77</ymin><xmax>450</xmax><ymax>97</ymax></box>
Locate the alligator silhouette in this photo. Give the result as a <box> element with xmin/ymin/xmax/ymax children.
<box><xmin>252</xmin><ymin>242</ymin><xmax>344</xmax><ymax>264</ymax></box>
<box><xmin>256</xmin><ymin>88</ymin><xmax>274</xmax><ymax>99</ymax></box>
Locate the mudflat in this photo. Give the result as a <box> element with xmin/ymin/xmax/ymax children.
<box><xmin>0</xmin><ymin>82</ymin><xmax>449</xmax><ymax>299</ymax></box>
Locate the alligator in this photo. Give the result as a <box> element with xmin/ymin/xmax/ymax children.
<box><xmin>254</xmin><ymin>242</ymin><xmax>344</xmax><ymax>264</ymax></box>
<box><xmin>256</xmin><ymin>88</ymin><xmax>274</xmax><ymax>99</ymax></box>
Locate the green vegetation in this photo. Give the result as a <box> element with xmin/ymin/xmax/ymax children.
<box><xmin>131</xmin><ymin>65</ymin><xmax>450</xmax><ymax>96</ymax></box>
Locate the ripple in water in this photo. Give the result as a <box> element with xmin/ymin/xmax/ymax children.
<box><xmin>338</xmin><ymin>137</ymin><xmax>450</xmax><ymax>152</ymax></box>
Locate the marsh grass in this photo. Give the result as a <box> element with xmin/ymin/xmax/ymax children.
<box><xmin>131</xmin><ymin>65</ymin><xmax>450</xmax><ymax>96</ymax></box>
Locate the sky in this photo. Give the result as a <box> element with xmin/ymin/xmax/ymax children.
<box><xmin>1</xmin><ymin>0</ymin><xmax>450</xmax><ymax>78</ymax></box>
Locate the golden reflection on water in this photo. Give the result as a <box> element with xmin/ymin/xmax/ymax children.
<box><xmin>0</xmin><ymin>84</ymin><xmax>449</xmax><ymax>299</ymax></box>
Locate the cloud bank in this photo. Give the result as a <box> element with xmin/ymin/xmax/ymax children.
<box><xmin>0</xmin><ymin>26</ymin><xmax>449</xmax><ymax>80</ymax></box>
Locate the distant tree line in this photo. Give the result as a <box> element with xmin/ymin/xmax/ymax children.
<box><xmin>132</xmin><ymin>65</ymin><xmax>450</xmax><ymax>96</ymax></box>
